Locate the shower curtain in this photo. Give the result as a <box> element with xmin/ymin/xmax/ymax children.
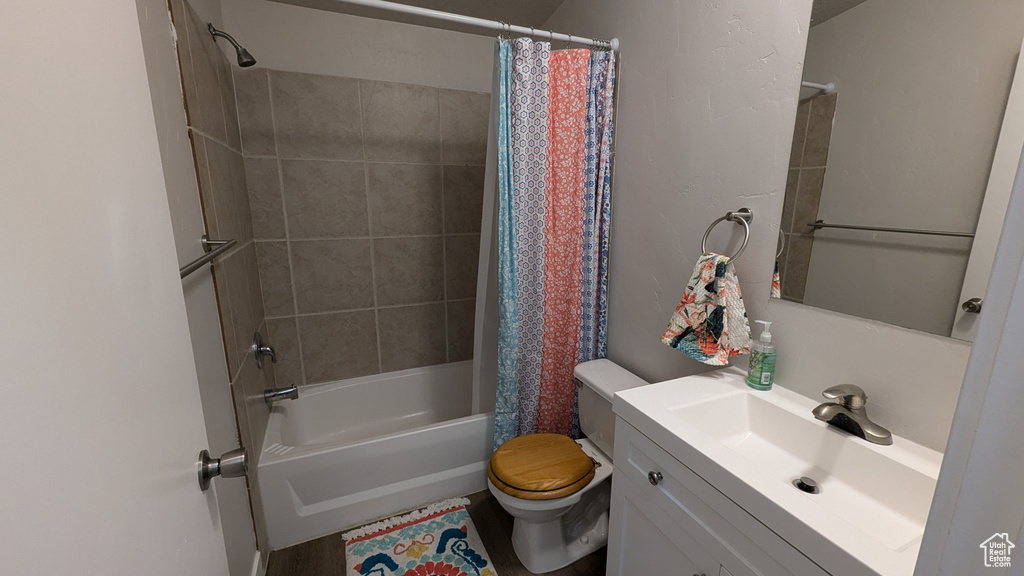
<box><xmin>494</xmin><ymin>38</ymin><xmax>617</xmax><ymax>448</ymax></box>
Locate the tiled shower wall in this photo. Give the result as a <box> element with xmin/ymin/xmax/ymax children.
<box><xmin>233</xmin><ymin>68</ymin><xmax>489</xmax><ymax>386</ymax></box>
<box><xmin>779</xmin><ymin>92</ymin><xmax>837</xmax><ymax>302</ymax></box>
<box><xmin>171</xmin><ymin>0</ymin><xmax>274</xmax><ymax>556</ymax></box>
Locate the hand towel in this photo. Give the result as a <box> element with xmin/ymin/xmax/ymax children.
<box><xmin>771</xmin><ymin>260</ymin><xmax>782</xmax><ymax>299</ymax></box>
<box><xmin>661</xmin><ymin>252</ymin><xmax>752</xmax><ymax>365</ymax></box>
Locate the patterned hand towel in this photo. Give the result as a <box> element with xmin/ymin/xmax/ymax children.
<box><xmin>771</xmin><ymin>260</ymin><xmax>782</xmax><ymax>299</ymax></box>
<box><xmin>661</xmin><ymin>252</ymin><xmax>752</xmax><ymax>365</ymax></box>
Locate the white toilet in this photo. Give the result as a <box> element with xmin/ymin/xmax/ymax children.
<box><xmin>487</xmin><ymin>359</ymin><xmax>648</xmax><ymax>573</ymax></box>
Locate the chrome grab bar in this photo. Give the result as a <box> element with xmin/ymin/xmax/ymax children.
<box><xmin>806</xmin><ymin>220</ymin><xmax>974</xmax><ymax>238</ymax></box>
<box><xmin>180</xmin><ymin>235</ymin><xmax>237</xmax><ymax>279</ymax></box>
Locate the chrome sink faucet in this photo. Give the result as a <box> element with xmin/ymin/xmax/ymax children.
<box><xmin>812</xmin><ymin>384</ymin><xmax>892</xmax><ymax>445</ymax></box>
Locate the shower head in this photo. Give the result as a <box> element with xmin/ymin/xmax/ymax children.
<box><xmin>208</xmin><ymin>23</ymin><xmax>257</xmax><ymax>67</ymax></box>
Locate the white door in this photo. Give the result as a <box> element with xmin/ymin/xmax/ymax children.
<box><xmin>951</xmin><ymin>35</ymin><xmax>1024</xmax><ymax>341</ymax></box>
<box><xmin>0</xmin><ymin>1</ymin><xmax>230</xmax><ymax>574</ymax></box>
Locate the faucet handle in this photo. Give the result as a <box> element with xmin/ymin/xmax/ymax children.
<box><xmin>822</xmin><ymin>384</ymin><xmax>867</xmax><ymax>410</ymax></box>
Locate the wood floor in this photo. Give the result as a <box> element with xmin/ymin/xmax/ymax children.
<box><xmin>266</xmin><ymin>490</ymin><xmax>608</xmax><ymax>576</ymax></box>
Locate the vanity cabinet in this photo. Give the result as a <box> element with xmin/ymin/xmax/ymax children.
<box><xmin>606</xmin><ymin>418</ymin><xmax>830</xmax><ymax>576</ymax></box>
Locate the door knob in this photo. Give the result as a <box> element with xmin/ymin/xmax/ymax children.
<box><xmin>198</xmin><ymin>447</ymin><xmax>247</xmax><ymax>491</ymax></box>
<box><xmin>648</xmin><ymin>471</ymin><xmax>663</xmax><ymax>486</ymax></box>
<box><xmin>961</xmin><ymin>297</ymin><xmax>983</xmax><ymax>314</ymax></box>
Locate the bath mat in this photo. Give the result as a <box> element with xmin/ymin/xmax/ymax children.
<box><xmin>343</xmin><ymin>498</ymin><xmax>498</xmax><ymax>576</ymax></box>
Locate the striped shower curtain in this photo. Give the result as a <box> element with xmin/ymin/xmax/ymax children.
<box><xmin>494</xmin><ymin>38</ymin><xmax>617</xmax><ymax>448</ymax></box>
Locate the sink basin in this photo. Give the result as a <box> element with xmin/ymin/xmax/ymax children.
<box><xmin>613</xmin><ymin>368</ymin><xmax>942</xmax><ymax>576</ymax></box>
<box><xmin>671</xmin><ymin>392</ymin><xmax>935</xmax><ymax>552</ymax></box>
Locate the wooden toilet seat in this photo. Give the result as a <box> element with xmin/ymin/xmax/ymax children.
<box><xmin>488</xmin><ymin>433</ymin><xmax>596</xmax><ymax>500</ymax></box>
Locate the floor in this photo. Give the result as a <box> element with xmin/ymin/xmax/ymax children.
<box><xmin>265</xmin><ymin>490</ymin><xmax>608</xmax><ymax>576</ymax></box>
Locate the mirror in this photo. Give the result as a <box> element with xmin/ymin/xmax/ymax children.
<box><xmin>774</xmin><ymin>0</ymin><xmax>1024</xmax><ymax>340</ymax></box>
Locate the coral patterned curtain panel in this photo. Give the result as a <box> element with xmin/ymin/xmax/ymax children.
<box><xmin>494</xmin><ymin>37</ymin><xmax>617</xmax><ymax>448</ymax></box>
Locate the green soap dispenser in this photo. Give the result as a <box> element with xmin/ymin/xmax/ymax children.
<box><xmin>746</xmin><ymin>320</ymin><xmax>776</xmax><ymax>391</ymax></box>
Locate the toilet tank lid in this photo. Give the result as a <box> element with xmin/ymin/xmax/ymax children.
<box><xmin>574</xmin><ymin>359</ymin><xmax>649</xmax><ymax>402</ymax></box>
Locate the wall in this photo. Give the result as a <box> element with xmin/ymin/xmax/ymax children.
<box><xmin>800</xmin><ymin>0</ymin><xmax>1024</xmax><ymax>335</ymax></box>
<box><xmin>221</xmin><ymin>0</ymin><xmax>494</xmax><ymax>93</ymax></box>
<box><xmin>0</xmin><ymin>0</ymin><xmax>230</xmax><ymax>573</ymax></box>
<box><xmin>545</xmin><ymin>0</ymin><xmax>974</xmax><ymax>451</ymax></box>
<box><xmin>171</xmin><ymin>0</ymin><xmax>275</xmax><ymax>564</ymax></box>
<box><xmin>778</xmin><ymin>92</ymin><xmax>837</xmax><ymax>302</ymax></box>
<box><xmin>543</xmin><ymin>1</ymin><xmax>811</xmax><ymax>377</ymax></box>
<box><xmin>234</xmin><ymin>67</ymin><xmax>488</xmax><ymax>386</ymax></box>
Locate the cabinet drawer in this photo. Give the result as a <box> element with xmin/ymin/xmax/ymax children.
<box><xmin>614</xmin><ymin>418</ymin><xmax>829</xmax><ymax>576</ymax></box>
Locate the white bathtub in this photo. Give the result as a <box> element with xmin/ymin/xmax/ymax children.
<box><xmin>258</xmin><ymin>361</ymin><xmax>494</xmax><ymax>549</ymax></box>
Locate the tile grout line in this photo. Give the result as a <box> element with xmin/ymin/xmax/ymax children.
<box><xmin>267</xmin><ymin>70</ymin><xmax>308</xmax><ymax>387</ymax></box>
<box><xmin>358</xmin><ymin>81</ymin><xmax>385</xmax><ymax>375</ymax></box>
<box><xmin>439</xmin><ymin>87</ymin><xmax>451</xmax><ymax>363</ymax></box>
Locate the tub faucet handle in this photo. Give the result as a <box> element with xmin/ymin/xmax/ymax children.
<box><xmin>252</xmin><ymin>331</ymin><xmax>277</xmax><ymax>369</ymax></box>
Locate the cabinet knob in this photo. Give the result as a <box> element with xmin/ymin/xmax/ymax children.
<box><xmin>648</xmin><ymin>471</ymin><xmax>663</xmax><ymax>486</ymax></box>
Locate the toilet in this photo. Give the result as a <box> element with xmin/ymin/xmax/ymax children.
<box><xmin>487</xmin><ymin>359</ymin><xmax>648</xmax><ymax>573</ymax></box>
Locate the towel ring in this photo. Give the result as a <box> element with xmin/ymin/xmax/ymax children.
<box><xmin>701</xmin><ymin>208</ymin><xmax>754</xmax><ymax>261</ymax></box>
<box><xmin>776</xmin><ymin>229</ymin><xmax>786</xmax><ymax>258</ymax></box>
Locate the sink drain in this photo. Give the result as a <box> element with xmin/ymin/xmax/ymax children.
<box><xmin>793</xmin><ymin>476</ymin><xmax>820</xmax><ymax>494</ymax></box>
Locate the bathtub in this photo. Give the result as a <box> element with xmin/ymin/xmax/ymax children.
<box><xmin>258</xmin><ymin>361</ymin><xmax>494</xmax><ymax>549</ymax></box>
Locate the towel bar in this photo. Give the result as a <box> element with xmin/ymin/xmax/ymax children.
<box><xmin>701</xmin><ymin>208</ymin><xmax>753</xmax><ymax>261</ymax></box>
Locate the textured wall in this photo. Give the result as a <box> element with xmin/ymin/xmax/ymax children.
<box><xmin>544</xmin><ymin>0</ymin><xmax>811</xmax><ymax>380</ymax></box>
<box><xmin>234</xmin><ymin>68</ymin><xmax>489</xmax><ymax>386</ymax></box>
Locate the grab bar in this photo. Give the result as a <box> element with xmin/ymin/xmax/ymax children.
<box><xmin>701</xmin><ymin>208</ymin><xmax>754</xmax><ymax>261</ymax></box>
<box><xmin>806</xmin><ymin>220</ymin><xmax>974</xmax><ymax>238</ymax></box>
<box><xmin>180</xmin><ymin>235</ymin><xmax>238</xmax><ymax>278</ymax></box>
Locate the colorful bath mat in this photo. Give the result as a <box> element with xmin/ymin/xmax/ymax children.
<box><xmin>343</xmin><ymin>498</ymin><xmax>498</xmax><ymax>576</ymax></box>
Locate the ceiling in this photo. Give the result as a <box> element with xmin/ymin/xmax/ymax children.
<box><xmin>272</xmin><ymin>0</ymin><xmax>567</xmax><ymax>30</ymax></box>
<box><xmin>810</xmin><ymin>0</ymin><xmax>871</xmax><ymax>26</ymax></box>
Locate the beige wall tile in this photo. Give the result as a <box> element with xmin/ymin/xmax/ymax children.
<box><xmin>379</xmin><ymin>304</ymin><xmax>446</xmax><ymax>371</ymax></box>
<box><xmin>299</xmin><ymin>310</ymin><xmax>380</xmax><ymax>383</ymax></box>
<box><xmin>446</xmin><ymin>299</ymin><xmax>476</xmax><ymax>362</ymax></box>
<box><xmin>206</xmin><ymin>140</ymin><xmax>243</xmax><ymax>240</ymax></box>
<box><xmin>218</xmin><ymin>55</ymin><xmax>242</xmax><ymax>151</ymax></box>
<box><xmin>443</xmin><ymin>165</ymin><xmax>485</xmax><ymax>234</ymax></box>
<box><xmin>282</xmin><ymin>159</ymin><xmax>368</xmax><ymax>238</ymax></box>
<box><xmin>243</xmin><ymin>242</ymin><xmax>265</xmax><ymax>328</ymax></box>
<box><xmin>255</xmin><ymin>241</ymin><xmax>294</xmax><ymax>317</ymax></box>
<box><xmin>790</xmin><ymin>99</ymin><xmax>810</xmax><ymax>168</ymax></box>
<box><xmin>781</xmin><ymin>169</ymin><xmax>799</xmax><ymax>233</ymax></box>
<box><xmin>244</xmin><ymin>157</ymin><xmax>286</xmax><ymax>239</ymax></box>
<box><xmin>367</xmin><ymin>163</ymin><xmax>443</xmax><ymax>236</ymax></box>
<box><xmin>360</xmin><ymin>80</ymin><xmax>440</xmax><ymax>162</ymax></box>
<box><xmin>440</xmin><ymin>89</ymin><xmax>489</xmax><ymax>165</ymax></box>
<box><xmin>782</xmin><ymin>235</ymin><xmax>814</xmax><ymax>302</ymax></box>
<box><xmin>794</xmin><ymin>167</ymin><xmax>825</xmax><ymax>229</ymax></box>
<box><xmin>373</xmin><ymin>236</ymin><xmax>444</xmax><ymax>305</ymax></box>
<box><xmin>182</xmin><ymin>0</ymin><xmax>227</xmax><ymax>142</ymax></box>
<box><xmin>270</xmin><ymin>71</ymin><xmax>362</xmax><ymax>160</ymax></box>
<box><xmin>803</xmin><ymin>93</ymin><xmax>838</xmax><ymax>168</ymax></box>
<box><xmin>234</xmin><ymin>68</ymin><xmax>277</xmax><ymax>156</ymax></box>
<box><xmin>191</xmin><ymin>132</ymin><xmax>219</xmax><ymax>238</ymax></box>
<box><xmin>290</xmin><ymin>239</ymin><xmax>374</xmax><ymax>312</ymax></box>
<box><xmin>445</xmin><ymin>235</ymin><xmax>481</xmax><ymax>300</ymax></box>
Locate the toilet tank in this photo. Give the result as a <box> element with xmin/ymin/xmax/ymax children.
<box><xmin>575</xmin><ymin>359</ymin><xmax>649</xmax><ymax>460</ymax></box>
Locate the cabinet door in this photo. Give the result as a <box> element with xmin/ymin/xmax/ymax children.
<box><xmin>606</xmin><ymin>471</ymin><xmax>717</xmax><ymax>576</ymax></box>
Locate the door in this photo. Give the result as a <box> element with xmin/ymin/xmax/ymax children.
<box><xmin>951</xmin><ymin>35</ymin><xmax>1024</xmax><ymax>341</ymax></box>
<box><xmin>0</xmin><ymin>1</ymin><xmax>229</xmax><ymax>574</ymax></box>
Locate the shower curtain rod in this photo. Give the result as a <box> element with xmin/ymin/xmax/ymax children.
<box><xmin>293</xmin><ymin>0</ymin><xmax>619</xmax><ymax>51</ymax></box>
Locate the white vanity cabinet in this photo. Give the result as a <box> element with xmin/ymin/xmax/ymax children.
<box><xmin>606</xmin><ymin>418</ymin><xmax>830</xmax><ymax>576</ymax></box>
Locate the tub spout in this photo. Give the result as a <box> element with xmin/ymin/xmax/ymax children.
<box><xmin>264</xmin><ymin>386</ymin><xmax>299</xmax><ymax>404</ymax></box>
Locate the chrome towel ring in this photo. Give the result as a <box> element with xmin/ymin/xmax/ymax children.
<box><xmin>701</xmin><ymin>208</ymin><xmax>754</xmax><ymax>261</ymax></box>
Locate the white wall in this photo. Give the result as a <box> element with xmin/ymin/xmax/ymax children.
<box><xmin>0</xmin><ymin>0</ymin><xmax>230</xmax><ymax>573</ymax></box>
<box><xmin>221</xmin><ymin>0</ymin><xmax>493</xmax><ymax>91</ymax></box>
<box><xmin>546</xmin><ymin>0</ymin><xmax>976</xmax><ymax>451</ymax></box>
<box><xmin>800</xmin><ymin>0</ymin><xmax>1024</xmax><ymax>335</ymax></box>
<box><xmin>544</xmin><ymin>1</ymin><xmax>811</xmax><ymax>378</ymax></box>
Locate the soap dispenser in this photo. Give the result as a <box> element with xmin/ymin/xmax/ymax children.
<box><xmin>746</xmin><ymin>320</ymin><xmax>776</xmax><ymax>391</ymax></box>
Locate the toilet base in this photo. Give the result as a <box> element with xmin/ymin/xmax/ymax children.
<box><xmin>511</xmin><ymin>508</ymin><xmax>609</xmax><ymax>574</ymax></box>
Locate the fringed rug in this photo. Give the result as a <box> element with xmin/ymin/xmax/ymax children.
<box><xmin>343</xmin><ymin>498</ymin><xmax>498</xmax><ymax>576</ymax></box>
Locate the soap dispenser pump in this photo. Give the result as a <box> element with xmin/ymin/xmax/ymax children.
<box><xmin>746</xmin><ymin>320</ymin><xmax>776</xmax><ymax>391</ymax></box>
